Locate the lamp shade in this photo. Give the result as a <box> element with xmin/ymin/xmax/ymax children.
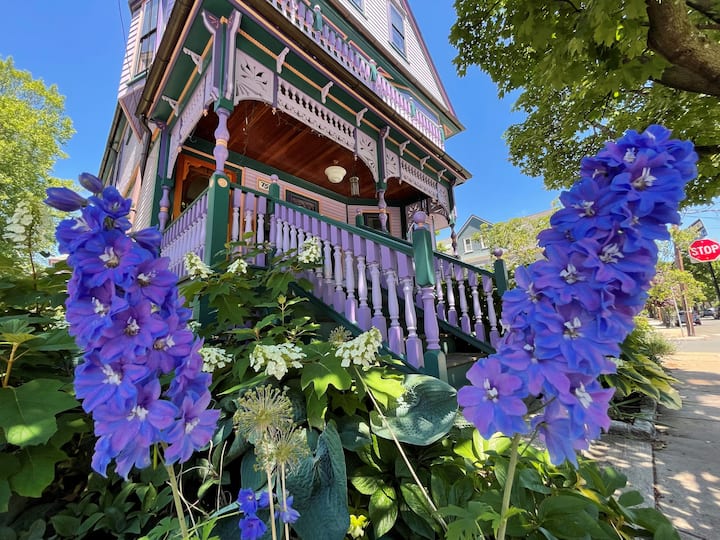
<box><xmin>325</xmin><ymin>165</ymin><xmax>347</xmax><ymax>184</ymax></box>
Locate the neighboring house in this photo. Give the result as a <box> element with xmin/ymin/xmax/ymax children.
<box><xmin>455</xmin><ymin>214</ymin><xmax>492</xmax><ymax>267</ymax></box>
<box><xmin>97</xmin><ymin>0</ymin><xmax>508</xmax><ymax>374</ymax></box>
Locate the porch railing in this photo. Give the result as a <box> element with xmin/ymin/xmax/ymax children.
<box><xmin>159</xmin><ymin>181</ymin><xmax>506</xmax><ymax>374</ymax></box>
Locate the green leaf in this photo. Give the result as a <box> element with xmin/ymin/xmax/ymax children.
<box><xmin>0</xmin><ymin>379</ymin><xmax>78</xmax><ymax>446</ymax></box>
<box><xmin>370</xmin><ymin>374</ymin><xmax>458</xmax><ymax>445</ymax></box>
<box><xmin>305</xmin><ymin>391</ymin><xmax>328</xmax><ymax>430</ymax></box>
<box><xmin>50</xmin><ymin>516</ymin><xmax>81</xmax><ymax>536</ymax></box>
<box><xmin>301</xmin><ymin>357</ymin><xmax>352</xmax><ymax>397</ymax></box>
<box><xmin>350</xmin><ymin>469</ymin><xmax>384</xmax><ymax>495</ymax></box>
<box><xmin>0</xmin><ymin>479</ymin><xmax>10</xmax><ymax>513</ymax></box>
<box><xmin>369</xmin><ymin>485</ymin><xmax>398</xmax><ymax>538</ymax></box>
<box><xmin>361</xmin><ymin>368</ymin><xmax>405</xmax><ymax>407</ymax></box>
<box><xmin>618</xmin><ymin>490</ymin><xmax>645</xmax><ymax>508</ymax></box>
<box><xmin>9</xmin><ymin>445</ymin><xmax>67</xmax><ymax>497</ymax></box>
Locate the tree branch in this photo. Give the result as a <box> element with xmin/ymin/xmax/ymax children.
<box><xmin>646</xmin><ymin>0</ymin><xmax>720</xmax><ymax>96</ymax></box>
<box><xmin>686</xmin><ymin>0</ymin><xmax>720</xmax><ymax>25</ymax></box>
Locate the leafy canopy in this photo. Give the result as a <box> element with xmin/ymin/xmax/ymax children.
<box><xmin>450</xmin><ymin>0</ymin><xmax>720</xmax><ymax>206</ymax></box>
<box><xmin>0</xmin><ymin>57</ymin><xmax>74</xmax><ymax>261</ymax></box>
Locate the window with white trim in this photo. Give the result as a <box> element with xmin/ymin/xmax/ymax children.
<box><xmin>135</xmin><ymin>0</ymin><xmax>160</xmax><ymax>76</ymax></box>
<box><xmin>388</xmin><ymin>3</ymin><xmax>406</xmax><ymax>54</ymax></box>
<box><xmin>476</xmin><ymin>235</ymin><xmax>487</xmax><ymax>249</ymax></box>
<box><xmin>463</xmin><ymin>237</ymin><xmax>473</xmax><ymax>253</ymax></box>
<box><xmin>349</xmin><ymin>0</ymin><xmax>364</xmax><ymax>12</ymax></box>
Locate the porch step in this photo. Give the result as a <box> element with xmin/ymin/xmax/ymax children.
<box><xmin>445</xmin><ymin>353</ymin><xmax>483</xmax><ymax>389</ymax></box>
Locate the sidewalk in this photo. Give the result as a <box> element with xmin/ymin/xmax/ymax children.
<box><xmin>589</xmin><ymin>322</ymin><xmax>720</xmax><ymax>539</ymax></box>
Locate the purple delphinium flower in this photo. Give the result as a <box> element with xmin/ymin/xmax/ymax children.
<box><xmin>47</xmin><ymin>178</ymin><xmax>219</xmax><ymax>479</ymax></box>
<box><xmin>78</xmin><ymin>172</ymin><xmax>104</xmax><ymax>194</ymax></box>
<box><xmin>459</xmin><ymin>126</ymin><xmax>698</xmax><ymax>465</ymax></box>
<box><xmin>239</xmin><ymin>515</ymin><xmax>267</xmax><ymax>540</ymax></box>
<box><xmin>277</xmin><ymin>495</ymin><xmax>300</xmax><ymax>524</ymax></box>
<box><xmin>457</xmin><ymin>358</ymin><xmax>528</xmax><ymax>437</ymax></box>
<box><xmin>238</xmin><ymin>488</ymin><xmax>259</xmax><ymax>515</ymax></box>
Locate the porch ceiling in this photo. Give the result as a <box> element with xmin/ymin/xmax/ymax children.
<box><xmin>193</xmin><ymin>101</ymin><xmax>421</xmax><ymax>202</ymax></box>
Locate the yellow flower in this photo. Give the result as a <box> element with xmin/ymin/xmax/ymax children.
<box><xmin>347</xmin><ymin>514</ymin><xmax>369</xmax><ymax>539</ymax></box>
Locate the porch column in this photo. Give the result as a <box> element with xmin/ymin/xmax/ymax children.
<box><xmin>377</xmin><ymin>189</ymin><xmax>388</xmax><ymax>233</ymax></box>
<box><xmin>203</xmin><ymin>106</ymin><xmax>232</xmax><ymax>266</ymax></box>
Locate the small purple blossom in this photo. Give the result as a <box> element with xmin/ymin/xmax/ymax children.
<box><xmin>45</xmin><ymin>187</ymin><xmax>88</xmax><ymax>211</ymax></box>
<box><xmin>239</xmin><ymin>515</ymin><xmax>267</xmax><ymax>540</ymax></box>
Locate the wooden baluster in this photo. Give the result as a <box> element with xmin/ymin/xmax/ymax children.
<box><xmin>468</xmin><ymin>272</ymin><xmax>487</xmax><ymax>342</ymax></box>
<box><xmin>367</xmin><ymin>241</ymin><xmax>387</xmax><ymax>341</ymax></box>
<box><xmin>355</xmin><ymin>236</ymin><xmax>371</xmax><ymax>330</ymax></box>
<box><xmin>455</xmin><ymin>265</ymin><xmax>472</xmax><ymax>334</ymax></box>
<box><xmin>231</xmin><ymin>189</ymin><xmax>242</xmax><ymax>249</ymax></box>
<box><xmin>445</xmin><ymin>261</ymin><xmax>458</xmax><ymax>326</ymax></box>
<box><xmin>397</xmin><ymin>253</ymin><xmax>422</xmax><ymax>368</ymax></box>
<box><xmin>483</xmin><ymin>275</ymin><xmax>501</xmax><ymax>346</ymax></box>
<box><xmin>421</xmin><ymin>285</ymin><xmax>441</xmax><ymax>361</ymax></box>
<box><xmin>256</xmin><ymin>196</ymin><xmax>267</xmax><ymax>267</ymax></box>
<box><xmin>282</xmin><ymin>209</ymin><xmax>291</xmax><ymax>254</ymax></box>
<box><xmin>331</xmin><ymin>226</ymin><xmax>345</xmax><ymax>312</ymax></box>
<box><xmin>385</xmin><ymin>268</ymin><xmax>404</xmax><ymax>356</ymax></box>
<box><xmin>244</xmin><ymin>192</ymin><xmax>255</xmax><ymax>246</ymax></box>
<box><xmin>341</xmin><ymin>231</ymin><xmax>357</xmax><ymax>323</ymax></box>
<box><xmin>289</xmin><ymin>209</ymin><xmax>298</xmax><ymax>252</ymax></box>
<box><xmin>311</xmin><ymin>219</ymin><xmax>324</xmax><ymax>298</ymax></box>
<box><xmin>275</xmin><ymin>206</ymin><xmax>285</xmax><ymax>255</ymax></box>
<box><xmin>435</xmin><ymin>260</ymin><xmax>446</xmax><ymax>321</ymax></box>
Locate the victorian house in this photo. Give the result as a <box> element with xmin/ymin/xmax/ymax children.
<box><xmin>99</xmin><ymin>0</ymin><xmax>506</xmax><ymax>384</ymax></box>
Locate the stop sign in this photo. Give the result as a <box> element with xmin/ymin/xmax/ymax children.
<box><xmin>688</xmin><ymin>238</ymin><xmax>720</xmax><ymax>262</ymax></box>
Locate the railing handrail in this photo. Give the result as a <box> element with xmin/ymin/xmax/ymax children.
<box><xmin>228</xmin><ymin>182</ymin><xmax>414</xmax><ymax>256</ymax></box>
<box><xmin>433</xmin><ymin>249</ymin><xmax>496</xmax><ymax>279</ymax></box>
<box><xmin>163</xmin><ymin>186</ymin><xmax>210</xmax><ymax>232</ymax></box>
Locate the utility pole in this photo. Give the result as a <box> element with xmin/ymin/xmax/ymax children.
<box><xmin>673</xmin><ymin>227</ymin><xmax>695</xmax><ymax>336</ymax></box>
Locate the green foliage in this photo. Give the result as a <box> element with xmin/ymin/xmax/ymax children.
<box><xmin>0</xmin><ymin>57</ymin><xmax>74</xmax><ymax>264</ymax></box>
<box><xmin>475</xmin><ymin>212</ymin><xmax>552</xmax><ymax>279</ymax></box>
<box><xmin>450</xmin><ymin>0</ymin><xmax>720</xmax><ymax>206</ymax></box>
<box><xmin>602</xmin><ymin>320</ymin><xmax>682</xmax><ymax>419</ymax></box>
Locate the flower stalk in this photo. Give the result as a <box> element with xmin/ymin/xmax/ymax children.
<box><xmin>497</xmin><ymin>434</ymin><xmax>521</xmax><ymax>540</ymax></box>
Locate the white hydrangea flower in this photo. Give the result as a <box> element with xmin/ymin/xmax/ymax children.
<box><xmin>184</xmin><ymin>252</ymin><xmax>214</xmax><ymax>279</ymax></box>
<box><xmin>227</xmin><ymin>257</ymin><xmax>248</xmax><ymax>275</ymax></box>
<box><xmin>336</xmin><ymin>327</ymin><xmax>382</xmax><ymax>370</ymax></box>
<box><xmin>298</xmin><ymin>237</ymin><xmax>322</xmax><ymax>265</ymax></box>
<box><xmin>4</xmin><ymin>200</ymin><xmax>52</xmax><ymax>247</ymax></box>
<box><xmin>199</xmin><ymin>346</ymin><xmax>233</xmax><ymax>372</ymax></box>
<box><xmin>250</xmin><ymin>342</ymin><xmax>306</xmax><ymax>380</ymax></box>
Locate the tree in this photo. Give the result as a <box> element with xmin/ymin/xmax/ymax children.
<box><xmin>473</xmin><ymin>211</ymin><xmax>551</xmax><ymax>278</ymax></box>
<box><xmin>0</xmin><ymin>57</ymin><xmax>74</xmax><ymax>262</ymax></box>
<box><xmin>450</xmin><ymin>0</ymin><xmax>720</xmax><ymax>206</ymax></box>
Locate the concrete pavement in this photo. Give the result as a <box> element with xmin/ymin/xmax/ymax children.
<box><xmin>590</xmin><ymin>318</ymin><xmax>720</xmax><ymax>539</ymax></box>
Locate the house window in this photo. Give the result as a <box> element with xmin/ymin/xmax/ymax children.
<box><xmin>349</xmin><ymin>0</ymin><xmax>364</xmax><ymax>11</ymax></box>
<box><xmin>388</xmin><ymin>3</ymin><xmax>405</xmax><ymax>54</ymax></box>
<box><xmin>476</xmin><ymin>235</ymin><xmax>487</xmax><ymax>249</ymax></box>
<box><xmin>135</xmin><ymin>0</ymin><xmax>160</xmax><ymax>75</ymax></box>
<box><xmin>463</xmin><ymin>238</ymin><xmax>473</xmax><ymax>253</ymax></box>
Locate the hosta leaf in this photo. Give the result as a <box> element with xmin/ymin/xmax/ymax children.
<box><xmin>370</xmin><ymin>485</ymin><xmax>398</xmax><ymax>538</ymax></box>
<box><xmin>0</xmin><ymin>379</ymin><xmax>78</xmax><ymax>446</ymax></box>
<box><xmin>370</xmin><ymin>374</ymin><xmax>458</xmax><ymax>445</ymax></box>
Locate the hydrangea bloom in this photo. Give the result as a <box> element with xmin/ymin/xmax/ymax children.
<box><xmin>184</xmin><ymin>251</ymin><xmax>213</xmax><ymax>279</ymax></box>
<box><xmin>298</xmin><ymin>236</ymin><xmax>322</xmax><ymax>265</ymax></box>
<box><xmin>249</xmin><ymin>342</ymin><xmax>306</xmax><ymax>380</ymax></box>
<box><xmin>46</xmin><ymin>174</ymin><xmax>219</xmax><ymax>478</ymax></box>
<box><xmin>336</xmin><ymin>327</ymin><xmax>383</xmax><ymax>369</ymax></box>
<box><xmin>458</xmin><ymin>125</ymin><xmax>698</xmax><ymax>465</ymax></box>
<box><xmin>200</xmin><ymin>345</ymin><xmax>233</xmax><ymax>372</ymax></box>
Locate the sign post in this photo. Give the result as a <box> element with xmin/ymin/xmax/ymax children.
<box><xmin>688</xmin><ymin>238</ymin><xmax>720</xmax><ymax>307</ymax></box>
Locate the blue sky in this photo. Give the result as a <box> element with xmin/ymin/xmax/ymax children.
<box><xmin>1</xmin><ymin>1</ymin><xmax>718</xmax><ymax>241</ymax></box>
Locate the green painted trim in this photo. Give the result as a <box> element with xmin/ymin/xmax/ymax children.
<box><xmin>438</xmin><ymin>319</ymin><xmax>496</xmax><ymax>355</ymax></box>
<box><xmin>204</xmin><ymin>172</ymin><xmax>231</xmax><ymax>266</ymax></box>
<box><xmin>494</xmin><ymin>258</ymin><xmax>508</xmax><ymax>296</ymax></box>
<box><xmin>422</xmin><ymin>350</ymin><xmax>447</xmax><ymax>380</ymax></box>
<box><xmin>412</xmin><ymin>226</ymin><xmax>435</xmax><ymax>287</ymax></box>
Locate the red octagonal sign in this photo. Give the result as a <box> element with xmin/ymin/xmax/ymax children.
<box><xmin>688</xmin><ymin>238</ymin><xmax>720</xmax><ymax>263</ymax></box>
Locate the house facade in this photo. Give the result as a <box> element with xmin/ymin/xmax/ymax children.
<box><xmin>99</xmin><ymin>0</ymin><xmax>507</xmax><ymax>380</ymax></box>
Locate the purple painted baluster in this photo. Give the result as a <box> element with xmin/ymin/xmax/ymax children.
<box><xmin>377</xmin><ymin>189</ymin><xmax>388</xmax><ymax>233</ymax></box>
<box><xmin>320</xmin><ymin>221</ymin><xmax>334</xmax><ymax>305</ymax></box>
<box><xmin>468</xmin><ymin>272</ymin><xmax>487</xmax><ymax>342</ymax></box>
<box><xmin>367</xmin><ymin>241</ymin><xmax>387</xmax><ymax>341</ymax></box>
<box><xmin>455</xmin><ymin>265</ymin><xmax>472</xmax><ymax>334</ymax></box>
<box><xmin>385</xmin><ymin>267</ymin><xmax>404</xmax><ymax>356</ymax></box>
<box><xmin>289</xmin><ymin>209</ymin><xmax>298</xmax><ymax>252</ymax></box>
<box><xmin>231</xmin><ymin>189</ymin><xmax>242</xmax><ymax>252</ymax></box>
<box><xmin>275</xmin><ymin>205</ymin><xmax>284</xmax><ymax>255</ymax></box>
<box><xmin>421</xmin><ymin>284</ymin><xmax>440</xmax><ymax>353</ymax></box>
<box><xmin>311</xmin><ymin>218</ymin><xmax>323</xmax><ymax>298</ymax></box>
<box><xmin>256</xmin><ymin>196</ymin><xmax>267</xmax><ymax>266</ymax></box>
<box><xmin>282</xmin><ymin>207</ymin><xmax>291</xmax><ymax>254</ymax></box>
<box><xmin>435</xmin><ymin>259</ymin><xmax>446</xmax><ymax>321</ymax></box>
<box><xmin>355</xmin><ymin>235</ymin><xmax>371</xmax><ymax>330</ymax></box>
<box><xmin>331</xmin><ymin>227</ymin><xmax>345</xmax><ymax>312</ymax></box>
<box><xmin>444</xmin><ymin>261</ymin><xmax>458</xmax><ymax>326</ymax></box>
<box><xmin>483</xmin><ymin>275</ymin><xmax>501</xmax><ymax>346</ymax></box>
<box><xmin>244</xmin><ymin>192</ymin><xmax>255</xmax><ymax>244</ymax></box>
<box><xmin>397</xmin><ymin>253</ymin><xmax>422</xmax><ymax>368</ymax></box>
<box><xmin>342</xmin><ymin>230</ymin><xmax>357</xmax><ymax>323</ymax></box>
